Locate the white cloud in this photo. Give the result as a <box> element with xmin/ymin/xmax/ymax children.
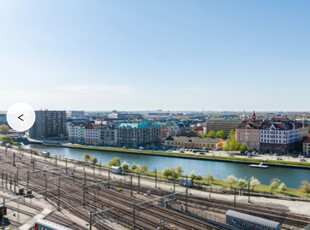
<box><xmin>56</xmin><ymin>84</ymin><xmax>134</xmax><ymax>94</ymax></box>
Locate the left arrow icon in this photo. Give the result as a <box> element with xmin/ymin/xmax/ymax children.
<box><xmin>18</xmin><ymin>114</ymin><xmax>24</xmax><ymax>121</ymax></box>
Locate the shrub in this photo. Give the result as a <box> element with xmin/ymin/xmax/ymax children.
<box><xmin>237</xmin><ymin>178</ymin><xmax>246</xmax><ymax>187</ymax></box>
<box><xmin>278</xmin><ymin>183</ymin><xmax>286</xmax><ymax>193</ymax></box>
<box><xmin>109</xmin><ymin>157</ymin><xmax>121</xmax><ymax>166</ymax></box>
<box><xmin>121</xmin><ymin>161</ymin><xmax>129</xmax><ymax>171</ymax></box>
<box><xmin>226</xmin><ymin>175</ymin><xmax>237</xmax><ymax>188</ymax></box>
<box><xmin>206</xmin><ymin>172</ymin><xmax>215</xmax><ymax>184</ymax></box>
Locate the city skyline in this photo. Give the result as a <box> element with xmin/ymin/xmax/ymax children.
<box><xmin>1</xmin><ymin>1</ymin><xmax>310</xmax><ymax>111</ymax></box>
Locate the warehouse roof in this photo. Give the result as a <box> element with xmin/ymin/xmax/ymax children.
<box><xmin>226</xmin><ymin>210</ymin><xmax>281</xmax><ymax>229</ymax></box>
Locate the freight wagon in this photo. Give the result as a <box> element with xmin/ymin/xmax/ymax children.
<box><xmin>226</xmin><ymin>210</ymin><xmax>281</xmax><ymax>230</ymax></box>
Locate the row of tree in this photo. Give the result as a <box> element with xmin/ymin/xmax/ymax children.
<box><xmin>83</xmin><ymin>156</ymin><xmax>310</xmax><ymax>196</ymax></box>
<box><xmin>83</xmin><ymin>153</ymin><xmax>98</xmax><ymax>165</ymax></box>
<box><xmin>0</xmin><ymin>136</ymin><xmax>13</xmax><ymax>144</ymax></box>
<box><xmin>201</xmin><ymin>130</ymin><xmax>226</xmax><ymax>138</ymax></box>
<box><xmin>107</xmin><ymin>157</ymin><xmax>149</xmax><ymax>174</ymax></box>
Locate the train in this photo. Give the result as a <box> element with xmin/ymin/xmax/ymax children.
<box><xmin>0</xmin><ymin>205</ymin><xmax>7</xmax><ymax>218</ymax></box>
<box><xmin>179</xmin><ymin>177</ymin><xmax>193</xmax><ymax>187</ymax></box>
<box><xmin>42</xmin><ymin>151</ymin><xmax>50</xmax><ymax>158</ymax></box>
<box><xmin>34</xmin><ymin>219</ymin><xmax>72</xmax><ymax>230</ymax></box>
<box><xmin>226</xmin><ymin>210</ymin><xmax>281</xmax><ymax>230</ymax></box>
<box><xmin>111</xmin><ymin>166</ymin><xmax>122</xmax><ymax>174</ymax></box>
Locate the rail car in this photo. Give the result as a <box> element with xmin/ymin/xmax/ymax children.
<box><xmin>0</xmin><ymin>205</ymin><xmax>7</xmax><ymax>218</ymax></box>
<box><xmin>179</xmin><ymin>177</ymin><xmax>193</xmax><ymax>187</ymax></box>
<box><xmin>34</xmin><ymin>219</ymin><xmax>72</xmax><ymax>230</ymax></box>
<box><xmin>226</xmin><ymin>210</ymin><xmax>281</xmax><ymax>230</ymax></box>
<box><xmin>111</xmin><ymin>166</ymin><xmax>122</xmax><ymax>174</ymax></box>
<box><xmin>42</xmin><ymin>151</ymin><xmax>50</xmax><ymax>158</ymax></box>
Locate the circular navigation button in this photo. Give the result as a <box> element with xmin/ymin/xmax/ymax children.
<box><xmin>6</xmin><ymin>103</ymin><xmax>36</xmax><ymax>132</ymax></box>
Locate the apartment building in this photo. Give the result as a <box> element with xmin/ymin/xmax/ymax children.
<box><xmin>116</xmin><ymin>121</ymin><xmax>161</xmax><ymax>148</ymax></box>
<box><xmin>236</xmin><ymin>112</ymin><xmax>308</xmax><ymax>154</ymax></box>
<box><xmin>29</xmin><ymin>110</ymin><xmax>66</xmax><ymax>139</ymax></box>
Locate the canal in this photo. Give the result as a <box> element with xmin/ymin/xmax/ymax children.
<box><xmin>25</xmin><ymin>144</ymin><xmax>310</xmax><ymax>189</ymax></box>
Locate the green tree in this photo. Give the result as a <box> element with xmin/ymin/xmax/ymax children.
<box><xmin>270</xmin><ymin>178</ymin><xmax>281</xmax><ymax>185</ymax></box>
<box><xmin>207</xmin><ymin>130</ymin><xmax>216</xmax><ymax>138</ymax></box>
<box><xmin>228</xmin><ymin>130</ymin><xmax>236</xmax><ymax>141</ymax></box>
<box><xmin>0</xmin><ymin>136</ymin><xmax>13</xmax><ymax>144</ymax></box>
<box><xmin>189</xmin><ymin>171</ymin><xmax>196</xmax><ymax>180</ymax></box>
<box><xmin>300</xmin><ymin>180</ymin><xmax>310</xmax><ymax>196</ymax></box>
<box><xmin>240</xmin><ymin>143</ymin><xmax>249</xmax><ymax>153</ymax></box>
<box><xmin>130</xmin><ymin>163</ymin><xmax>137</xmax><ymax>171</ymax></box>
<box><xmin>230</xmin><ymin>139</ymin><xmax>240</xmax><ymax>151</ymax></box>
<box><xmin>216</xmin><ymin>130</ymin><xmax>226</xmax><ymax>138</ymax></box>
<box><xmin>163</xmin><ymin>168</ymin><xmax>172</xmax><ymax>179</ymax></box>
<box><xmin>109</xmin><ymin>157</ymin><xmax>121</xmax><ymax>166</ymax></box>
<box><xmin>206</xmin><ymin>172</ymin><xmax>215</xmax><ymax>185</ymax></box>
<box><xmin>0</xmin><ymin>125</ymin><xmax>9</xmax><ymax>134</ymax></box>
<box><xmin>278</xmin><ymin>183</ymin><xmax>286</xmax><ymax>193</ymax></box>
<box><xmin>175</xmin><ymin>166</ymin><xmax>183</xmax><ymax>175</ymax></box>
<box><xmin>196</xmin><ymin>174</ymin><xmax>203</xmax><ymax>181</ymax></box>
<box><xmin>141</xmin><ymin>164</ymin><xmax>148</xmax><ymax>173</ymax></box>
<box><xmin>121</xmin><ymin>161</ymin><xmax>129</xmax><ymax>171</ymax></box>
<box><xmin>237</xmin><ymin>178</ymin><xmax>247</xmax><ymax>187</ymax></box>
<box><xmin>91</xmin><ymin>157</ymin><xmax>98</xmax><ymax>165</ymax></box>
<box><xmin>83</xmin><ymin>153</ymin><xmax>91</xmax><ymax>163</ymax></box>
<box><xmin>182</xmin><ymin>130</ymin><xmax>198</xmax><ymax>137</ymax></box>
<box><xmin>270</xmin><ymin>181</ymin><xmax>279</xmax><ymax>193</ymax></box>
<box><xmin>223</xmin><ymin>140</ymin><xmax>231</xmax><ymax>151</ymax></box>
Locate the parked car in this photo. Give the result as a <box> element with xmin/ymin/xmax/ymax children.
<box><xmin>300</xmin><ymin>158</ymin><xmax>307</xmax><ymax>162</ymax></box>
<box><xmin>276</xmin><ymin>157</ymin><xmax>283</xmax><ymax>160</ymax></box>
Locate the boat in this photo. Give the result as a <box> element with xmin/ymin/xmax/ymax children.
<box><xmin>249</xmin><ymin>162</ymin><xmax>269</xmax><ymax>169</ymax></box>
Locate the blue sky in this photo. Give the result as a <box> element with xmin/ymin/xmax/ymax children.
<box><xmin>0</xmin><ymin>0</ymin><xmax>309</xmax><ymax>111</ymax></box>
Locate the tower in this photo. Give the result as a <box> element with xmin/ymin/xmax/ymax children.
<box><xmin>251</xmin><ymin>111</ymin><xmax>256</xmax><ymax>122</ymax></box>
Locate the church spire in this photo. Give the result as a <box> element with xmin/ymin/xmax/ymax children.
<box><xmin>251</xmin><ymin>111</ymin><xmax>256</xmax><ymax>122</ymax></box>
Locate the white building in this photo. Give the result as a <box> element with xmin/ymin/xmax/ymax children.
<box><xmin>84</xmin><ymin>123</ymin><xmax>101</xmax><ymax>145</ymax></box>
<box><xmin>68</xmin><ymin>122</ymin><xmax>87</xmax><ymax>144</ymax></box>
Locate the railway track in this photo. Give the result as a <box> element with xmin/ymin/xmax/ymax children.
<box><xmin>1</xmin><ymin>148</ymin><xmax>307</xmax><ymax>230</ymax></box>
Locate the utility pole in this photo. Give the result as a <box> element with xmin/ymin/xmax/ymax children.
<box><xmin>185</xmin><ymin>188</ymin><xmax>188</xmax><ymax>212</ymax></box>
<box><xmin>83</xmin><ymin>185</ymin><xmax>86</xmax><ymax>208</ymax></box>
<box><xmin>12</xmin><ymin>152</ymin><xmax>16</xmax><ymax>167</ymax></box>
<box><xmin>89</xmin><ymin>212</ymin><xmax>92</xmax><ymax>230</ymax></box>
<box><xmin>44</xmin><ymin>174</ymin><xmax>47</xmax><ymax>200</ymax></box>
<box><xmin>138</xmin><ymin>174</ymin><xmax>140</xmax><ymax>194</ymax></box>
<box><xmin>1</xmin><ymin>170</ymin><xmax>3</xmax><ymax>188</ymax></box>
<box><xmin>248</xmin><ymin>179</ymin><xmax>251</xmax><ymax>203</ymax></box>
<box><xmin>155</xmin><ymin>169</ymin><xmax>157</xmax><ymax>188</ymax></box>
<box><xmin>130</xmin><ymin>175</ymin><xmax>133</xmax><ymax>197</ymax></box>
<box><xmin>26</xmin><ymin>170</ymin><xmax>29</xmax><ymax>190</ymax></box>
<box><xmin>57</xmin><ymin>177</ymin><xmax>61</xmax><ymax>211</ymax></box>
<box><xmin>133</xmin><ymin>204</ymin><xmax>136</xmax><ymax>230</ymax></box>
<box><xmin>234</xmin><ymin>188</ymin><xmax>237</xmax><ymax>210</ymax></box>
<box><xmin>5</xmin><ymin>172</ymin><xmax>8</xmax><ymax>189</ymax></box>
<box><xmin>173</xmin><ymin>172</ymin><xmax>176</xmax><ymax>193</ymax></box>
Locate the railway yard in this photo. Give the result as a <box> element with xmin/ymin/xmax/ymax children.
<box><xmin>0</xmin><ymin>146</ymin><xmax>309</xmax><ymax>230</ymax></box>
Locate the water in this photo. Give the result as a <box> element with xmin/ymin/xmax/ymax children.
<box><xmin>25</xmin><ymin>144</ymin><xmax>310</xmax><ymax>189</ymax></box>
